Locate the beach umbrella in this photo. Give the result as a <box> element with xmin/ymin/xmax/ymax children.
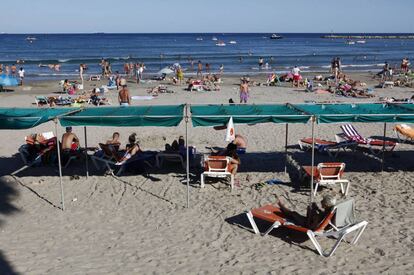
<box><xmin>157</xmin><ymin>67</ymin><xmax>174</xmax><ymax>75</ymax></box>
<box><xmin>225</xmin><ymin>117</ymin><xmax>235</xmax><ymax>142</ymax></box>
<box><xmin>0</xmin><ymin>75</ymin><xmax>19</xmax><ymax>86</ymax></box>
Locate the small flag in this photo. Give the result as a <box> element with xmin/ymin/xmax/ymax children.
<box><xmin>225</xmin><ymin>117</ymin><xmax>235</xmax><ymax>142</ymax></box>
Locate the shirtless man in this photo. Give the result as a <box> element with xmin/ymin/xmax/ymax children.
<box><xmin>239</xmin><ymin>80</ymin><xmax>249</xmax><ymax>103</ymax></box>
<box><xmin>106</xmin><ymin>132</ymin><xmax>121</xmax><ymax>146</ymax></box>
<box><xmin>118</xmin><ymin>79</ymin><xmax>131</xmax><ymax>106</ymax></box>
<box><xmin>233</xmin><ymin>134</ymin><xmax>247</xmax><ymax>154</ymax></box>
<box><xmin>61</xmin><ymin>127</ymin><xmax>80</xmax><ymax>150</ymax></box>
<box><xmin>197</xmin><ymin>61</ymin><xmax>203</xmax><ymax>78</ymax></box>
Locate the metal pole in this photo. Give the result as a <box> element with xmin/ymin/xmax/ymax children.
<box><xmin>185</xmin><ymin>104</ymin><xmax>190</xmax><ymax>208</ymax></box>
<box><xmin>381</xmin><ymin>122</ymin><xmax>387</xmax><ymax>172</ymax></box>
<box><xmin>284</xmin><ymin>123</ymin><xmax>288</xmax><ymax>174</ymax></box>
<box><xmin>55</xmin><ymin>120</ymin><xmax>65</xmax><ymax>211</ymax></box>
<box><xmin>84</xmin><ymin>126</ymin><xmax>89</xmax><ymax>178</ymax></box>
<box><xmin>310</xmin><ymin>116</ymin><xmax>315</xmax><ymax>203</ymax></box>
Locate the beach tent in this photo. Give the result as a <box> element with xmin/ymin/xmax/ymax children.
<box><xmin>59</xmin><ymin>105</ymin><xmax>183</xmax><ymax>127</ymax></box>
<box><xmin>191</xmin><ymin>103</ymin><xmax>414</xmax><ymax>202</ymax></box>
<box><xmin>191</xmin><ymin>104</ymin><xmax>311</xmax><ymax>126</ymax></box>
<box><xmin>58</xmin><ymin>105</ymin><xmax>186</xmax><ymax>208</ymax></box>
<box><xmin>190</xmin><ymin>103</ymin><xmax>312</xmax><ymax>197</ymax></box>
<box><xmin>0</xmin><ymin>107</ymin><xmax>80</xmax><ymax>211</ymax></box>
<box><xmin>0</xmin><ymin>108</ymin><xmax>78</xmax><ymax>129</ymax></box>
<box><xmin>291</xmin><ymin>103</ymin><xmax>414</xmax><ymax>124</ymax></box>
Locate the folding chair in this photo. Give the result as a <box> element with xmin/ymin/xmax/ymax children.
<box><xmin>338</xmin><ymin>124</ymin><xmax>396</xmax><ymax>155</ymax></box>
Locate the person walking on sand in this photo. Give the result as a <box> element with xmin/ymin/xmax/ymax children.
<box><xmin>240</xmin><ymin>79</ymin><xmax>249</xmax><ymax>104</ymax></box>
<box><xmin>197</xmin><ymin>61</ymin><xmax>203</xmax><ymax>78</ymax></box>
<box><xmin>292</xmin><ymin>65</ymin><xmax>301</xmax><ymax>87</ymax></box>
<box><xmin>79</xmin><ymin>64</ymin><xmax>84</xmax><ymax>84</ymax></box>
<box><xmin>18</xmin><ymin>67</ymin><xmax>25</xmax><ymax>86</ymax></box>
<box><xmin>118</xmin><ymin>79</ymin><xmax>131</xmax><ymax>106</ymax></box>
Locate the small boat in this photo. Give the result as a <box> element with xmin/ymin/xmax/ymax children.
<box><xmin>216</xmin><ymin>41</ymin><xmax>226</xmax><ymax>47</ymax></box>
<box><xmin>270</xmin><ymin>34</ymin><xmax>283</xmax><ymax>39</ymax></box>
<box><xmin>26</xmin><ymin>36</ymin><xmax>37</xmax><ymax>42</ymax></box>
<box><xmin>196</xmin><ymin>37</ymin><xmax>203</xmax><ymax>41</ymax></box>
<box><xmin>229</xmin><ymin>40</ymin><xmax>237</xmax><ymax>44</ymax></box>
<box><xmin>356</xmin><ymin>40</ymin><xmax>366</xmax><ymax>44</ymax></box>
<box><xmin>346</xmin><ymin>40</ymin><xmax>355</xmax><ymax>45</ymax></box>
<box><xmin>212</xmin><ymin>36</ymin><xmax>218</xmax><ymax>41</ymax></box>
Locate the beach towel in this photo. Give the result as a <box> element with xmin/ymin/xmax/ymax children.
<box><xmin>131</xmin><ymin>96</ymin><xmax>155</xmax><ymax>101</ymax></box>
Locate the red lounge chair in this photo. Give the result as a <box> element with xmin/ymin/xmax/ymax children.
<box><xmin>299</xmin><ymin>138</ymin><xmax>357</xmax><ymax>158</ymax></box>
<box><xmin>301</xmin><ymin>162</ymin><xmax>350</xmax><ymax>196</ymax></box>
<box><xmin>246</xmin><ymin>200</ymin><xmax>368</xmax><ymax>257</ymax></box>
<box><xmin>201</xmin><ymin>155</ymin><xmax>234</xmax><ymax>190</ymax></box>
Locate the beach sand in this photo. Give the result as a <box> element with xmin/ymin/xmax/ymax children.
<box><xmin>0</xmin><ymin>73</ymin><xmax>413</xmax><ymax>274</ymax></box>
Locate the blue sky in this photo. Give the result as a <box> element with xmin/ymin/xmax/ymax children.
<box><xmin>2</xmin><ymin>0</ymin><xmax>413</xmax><ymax>33</ymax></box>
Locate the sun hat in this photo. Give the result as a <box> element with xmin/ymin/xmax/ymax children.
<box><xmin>120</xmin><ymin>78</ymin><xmax>127</xmax><ymax>86</ymax></box>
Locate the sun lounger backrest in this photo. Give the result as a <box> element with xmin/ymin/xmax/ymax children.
<box><xmin>205</xmin><ymin>156</ymin><xmax>230</xmax><ymax>172</ymax></box>
<box><xmin>333</xmin><ymin>199</ymin><xmax>356</xmax><ymax>228</ymax></box>
<box><xmin>341</xmin><ymin>124</ymin><xmax>367</xmax><ymax>143</ymax></box>
<box><xmin>99</xmin><ymin>143</ymin><xmax>119</xmax><ymax>158</ymax></box>
<box><xmin>317</xmin><ymin>162</ymin><xmax>345</xmax><ymax>180</ymax></box>
<box><xmin>395</xmin><ymin>124</ymin><xmax>414</xmax><ymax>139</ymax></box>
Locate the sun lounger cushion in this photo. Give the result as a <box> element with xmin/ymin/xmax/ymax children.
<box><xmin>395</xmin><ymin>124</ymin><xmax>414</xmax><ymax>139</ymax></box>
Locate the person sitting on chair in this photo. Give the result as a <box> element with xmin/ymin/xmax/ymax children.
<box><xmin>106</xmin><ymin>132</ymin><xmax>121</xmax><ymax>147</ymax></box>
<box><xmin>232</xmin><ymin>134</ymin><xmax>247</xmax><ymax>154</ymax></box>
<box><xmin>61</xmin><ymin>126</ymin><xmax>81</xmax><ymax>164</ymax></box>
<box><xmin>62</xmin><ymin>127</ymin><xmax>80</xmax><ymax>151</ymax></box>
<box><xmin>277</xmin><ymin>194</ymin><xmax>336</xmax><ymax>231</ymax></box>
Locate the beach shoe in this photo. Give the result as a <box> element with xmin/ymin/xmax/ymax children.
<box><xmin>254</xmin><ymin>182</ymin><xmax>266</xmax><ymax>191</ymax></box>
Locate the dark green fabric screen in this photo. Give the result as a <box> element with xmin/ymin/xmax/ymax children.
<box><xmin>292</xmin><ymin>103</ymin><xmax>414</xmax><ymax>123</ymax></box>
<box><xmin>0</xmin><ymin>108</ymin><xmax>79</xmax><ymax>129</ymax></box>
<box><xmin>190</xmin><ymin>104</ymin><xmax>311</xmax><ymax>126</ymax></box>
<box><xmin>59</xmin><ymin>105</ymin><xmax>184</xmax><ymax>127</ymax></box>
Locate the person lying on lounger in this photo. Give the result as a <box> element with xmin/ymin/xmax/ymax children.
<box><xmin>276</xmin><ymin>194</ymin><xmax>336</xmax><ymax>231</ymax></box>
<box><xmin>116</xmin><ymin>133</ymin><xmax>143</xmax><ymax>164</ymax></box>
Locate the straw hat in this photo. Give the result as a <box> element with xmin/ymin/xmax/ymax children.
<box><xmin>120</xmin><ymin>78</ymin><xmax>127</xmax><ymax>86</ymax></box>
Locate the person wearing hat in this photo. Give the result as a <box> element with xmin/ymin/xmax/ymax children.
<box><xmin>61</xmin><ymin>126</ymin><xmax>80</xmax><ymax>151</ymax></box>
<box><xmin>118</xmin><ymin>78</ymin><xmax>131</xmax><ymax>106</ymax></box>
<box><xmin>276</xmin><ymin>194</ymin><xmax>336</xmax><ymax>230</ymax></box>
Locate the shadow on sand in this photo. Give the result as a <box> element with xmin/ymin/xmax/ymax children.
<box><xmin>0</xmin><ymin>176</ymin><xmax>21</xmax><ymax>274</ymax></box>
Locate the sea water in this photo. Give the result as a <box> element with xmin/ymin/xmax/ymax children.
<box><xmin>0</xmin><ymin>33</ymin><xmax>413</xmax><ymax>80</ymax></box>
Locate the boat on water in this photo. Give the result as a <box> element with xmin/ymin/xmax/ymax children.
<box><xmin>216</xmin><ymin>41</ymin><xmax>226</xmax><ymax>47</ymax></box>
<box><xmin>229</xmin><ymin>40</ymin><xmax>237</xmax><ymax>44</ymax></box>
<box><xmin>196</xmin><ymin>37</ymin><xmax>203</xmax><ymax>41</ymax></box>
<box><xmin>346</xmin><ymin>40</ymin><xmax>355</xmax><ymax>45</ymax></box>
<box><xmin>26</xmin><ymin>36</ymin><xmax>37</xmax><ymax>43</ymax></box>
<box><xmin>212</xmin><ymin>36</ymin><xmax>218</xmax><ymax>41</ymax></box>
<box><xmin>270</xmin><ymin>34</ymin><xmax>283</xmax><ymax>39</ymax></box>
<box><xmin>356</xmin><ymin>40</ymin><xmax>366</xmax><ymax>44</ymax></box>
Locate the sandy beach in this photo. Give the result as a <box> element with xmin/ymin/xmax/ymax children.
<box><xmin>0</xmin><ymin>73</ymin><xmax>413</xmax><ymax>274</ymax></box>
